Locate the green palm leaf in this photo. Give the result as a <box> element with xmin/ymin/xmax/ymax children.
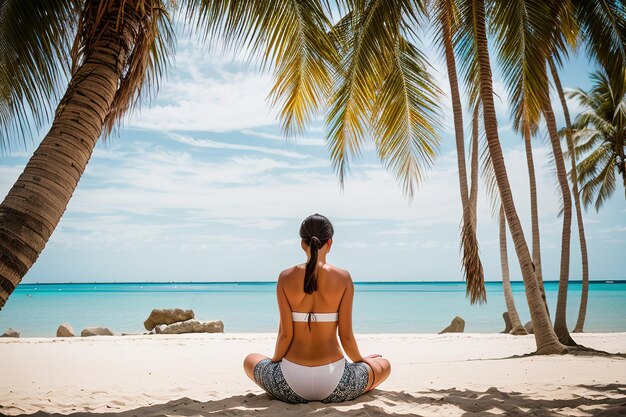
<box><xmin>0</xmin><ymin>0</ymin><xmax>79</xmax><ymax>151</ymax></box>
<box><xmin>182</xmin><ymin>0</ymin><xmax>338</xmax><ymax>136</ymax></box>
<box><xmin>327</xmin><ymin>0</ymin><xmax>441</xmax><ymax>196</ymax></box>
<box><xmin>372</xmin><ymin>37</ymin><xmax>442</xmax><ymax>198</ymax></box>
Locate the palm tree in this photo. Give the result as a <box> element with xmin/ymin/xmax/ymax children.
<box><xmin>541</xmin><ymin>0</ymin><xmax>626</xmax><ymax>342</ymax></box>
<box><xmin>328</xmin><ymin>0</ymin><xmax>565</xmax><ymax>353</ymax></box>
<box><xmin>487</xmin><ymin>0</ymin><xmax>557</xmax><ymax>320</ymax></box>
<box><xmin>456</xmin><ymin>0</ymin><xmax>566</xmax><ymax>354</ymax></box>
<box><xmin>0</xmin><ymin>0</ymin><xmax>338</xmax><ymax>309</ymax></box>
<box><xmin>567</xmin><ymin>69</ymin><xmax>626</xmax><ymax>210</ymax></box>
<box><xmin>0</xmin><ymin>0</ymin><xmax>174</xmax><ymax>308</ymax></box>
<box><xmin>542</xmin><ymin>92</ymin><xmax>576</xmax><ymax>346</ymax></box>
<box><xmin>499</xmin><ymin>206</ymin><xmax>527</xmax><ymax>335</ymax></box>
<box><xmin>431</xmin><ymin>0</ymin><xmax>484</xmax><ymax>303</ymax></box>
<box><xmin>548</xmin><ymin>57</ymin><xmax>589</xmax><ymax>333</ymax></box>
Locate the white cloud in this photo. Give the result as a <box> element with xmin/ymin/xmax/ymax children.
<box><xmin>241</xmin><ymin>129</ymin><xmax>326</xmax><ymax>147</ymax></box>
<box><xmin>168</xmin><ymin>133</ymin><xmax>311</xmax><ymax>159</ymax></box>
<box><xmin>126</xmin><ymin>41</ymin><xmax>278</xmax><ymax>132</ymax></box>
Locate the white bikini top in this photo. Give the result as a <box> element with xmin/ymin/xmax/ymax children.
<box><xmin>292</xmin><ymin>312</ymin><xmax>338</xmax><ymax>322</ymax></box>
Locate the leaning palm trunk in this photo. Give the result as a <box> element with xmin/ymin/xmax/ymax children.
<box><xmin>469</xmin><ymin>103</ymin><xmax>479</xmax><ymax>229</ymax></box>
<box><xmin>548</xmin><ymin>58</ymin><xmax>589</xmax><ymax>333</ymax></box>
<box><xmin>522</xmin><ymin>124</ymin><xmax>550</xmax><ymax>317</ymax></box>
<box><xmin>439</xmin><ymin>1</ymin><xmax>484</xmax><ymax>303</ymax></box>
<box><xmin>472</xmin><ymin>0</ymin><xmax>565</xmax><ymax>354</ymax></box>
<box><xmin>542</xmin><ymin>94</ymin><xmax>576</xmax><ymax>346</ymax></box>
<box><xmin>499</xmin><ymin>206</ymin><xmax>527</xmax><ymax>335</ymax></box>
<box><xmin>0</xmin><ymin>2</ymin><xmax>140</xmax><ymax>309</ymax></box>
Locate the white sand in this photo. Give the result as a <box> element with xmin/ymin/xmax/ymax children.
<box><xmin>1</xmin><ymin>333</ymin><xmax>625</xmax><ymax>416</ymax></box>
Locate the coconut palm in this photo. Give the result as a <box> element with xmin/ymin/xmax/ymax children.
<box><xmin>0</xmin><ymin>0</ymin><xmax>339</xmax><ymax>309</ymax></box>
<box><xmin>488</xmin><ymin>0</ymin><xmax>557</xmax><ymax>319</ymax></box>
<box><xmin>430</xmin><ymin>0</ymin><xmax>484</xmax><ymax>303</ymax></box>
<box><xmin>543</xmin><ymin>91</ymin><xmax>576</xmax><ymax>346</ymax></box>
<box><xmin>328</xmin><ymin>0</ymin><xmax>565</xmax><ymax>353</ymax></box>
<box><xmin>456</xmin><ymin>0</ymin><xmax>566</xmax><ymax>353</ymax></box>
<box><xmin>567</xmin><ymin>69</ymin><xmax>626</xmax><ymax>210</ymax></box>
<box><xmin>499</xmin><ymin>206</ymin><xmax>527</xmax><ymax>335</ymax></box>
<box><xmin>542</xmin><ymin>0</ymin><xmax>626</xmax><ymax>342</ymax></box>
<box><xmin>548</xmin><ymin>57</ymin><xmax>589</xmax><ymax>333</ymax></box>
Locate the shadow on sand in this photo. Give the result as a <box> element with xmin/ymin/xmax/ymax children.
<box><xmin>19</xmin><ymin>384</ymin><xmax>626</xmax><ymax>417</ymax></box>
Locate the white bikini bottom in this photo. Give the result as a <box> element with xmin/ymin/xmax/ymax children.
<box><xmin>280</xmin><ymin>358</ymin><xmax>346</xmax><ymax>401</ymax></box>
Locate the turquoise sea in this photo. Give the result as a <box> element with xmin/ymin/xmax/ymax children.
<box><xmin>0</xmin><ymin>281</ymin><xmax>624</xmax><ymax>337</ymax></box>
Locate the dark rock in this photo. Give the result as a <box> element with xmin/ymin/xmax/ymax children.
<box><xmin>524</xmin><ymin>321</ymin><xmax>534</xmax><ymax>334</ymax></box>
<box><xmin>501</xmin><ymin>312</ymin><xmax>512</xmax><ymax>334</ymax></box>
<box><xmin>56</xmin><ymin>323</ymin><xmax>75</xmax><ymax>337</ymax></box>
<box><xmin>439</xmin><ymin>316</ymin><xmax>465</xmax><ymax>334</ymax></box>
<box><xmin>1</xmin><ymin>328</ymin><xmax>19</xmax><ymax>338</ymax></box>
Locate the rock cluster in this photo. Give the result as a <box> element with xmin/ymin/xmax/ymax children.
<box><xmin>144</xmin><ymin>308</ymin><xmax>195</xmax><ymax>331</ymax></box>
<box><xmin>439</xmin><ymin>316</ymin><xmax>465</xmax><ymax>334</ymax></box>
<box><xmin>145</xmin><ymin>309</ymin><xmax>223</xmax><ymax>334</ymax></box>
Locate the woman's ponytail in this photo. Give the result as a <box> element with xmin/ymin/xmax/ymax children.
<box><xmin>304</xmin><ymin>236</ymin><xmax>321</xmax><ymax>294</ymax></box>
<box><xmin>299</xmin><ymin>214</ymin><xmax>334</xmax><ymax>295</ymax></box>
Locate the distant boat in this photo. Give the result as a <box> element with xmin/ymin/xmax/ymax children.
<box><xmin>606</xmin><ymin>280</ymin><xmax>614</xmax><ymax>284</ymax></box>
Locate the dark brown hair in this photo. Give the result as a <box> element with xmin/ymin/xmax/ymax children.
<box><xmin>299</xmin><ymin>213</ymin><xmax>334</xmax><ymax>294</ymax></box>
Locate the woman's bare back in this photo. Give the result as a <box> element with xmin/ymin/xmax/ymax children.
<box><xmin>281</xmin><ymin>263</ymin><xmax>349</xmax><ymax>366</ymax></box>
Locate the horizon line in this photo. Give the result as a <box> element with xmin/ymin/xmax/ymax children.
<box><xmin>16</xmin><ymin>279</ymin><xmax>625</xmax><ymax>286</ymax></box>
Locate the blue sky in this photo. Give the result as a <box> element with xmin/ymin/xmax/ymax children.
<box><xmin>1</xmin><ymin>28</ymin><xmax>624</xmax><ymax>284</ymax></box>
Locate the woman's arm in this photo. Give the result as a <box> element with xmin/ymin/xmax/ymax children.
<box><xmin>337</xmin><ymin>274</ymin><xmax>365</xmax><ymax>363</ymax></box>
<box><xmin>271</xmin><ymin>273</ymin><xmax>294</xmax><ymax>362</ymax></box>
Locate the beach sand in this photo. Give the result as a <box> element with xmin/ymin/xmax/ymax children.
<box><xmin>1</xmin><ymin>333</ymin><xmax>625</xmax><ymax>416</ymax></box>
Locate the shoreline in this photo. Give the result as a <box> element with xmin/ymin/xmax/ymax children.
<box><xmin>1</xmin><ymin>333</ymin><xmax>625</xmax><ymax>416</ymax></box>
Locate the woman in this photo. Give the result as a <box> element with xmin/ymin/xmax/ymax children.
<box><xmin>243</xmin><ymin>213</ymin><xmax>391</xmax><ymax>403</ymax></box>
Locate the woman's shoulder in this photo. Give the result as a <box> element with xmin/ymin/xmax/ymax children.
<box><xmin>321</xmin><ymin>264</ymin><xmax>352</xmax><ymax>282</ymax></box>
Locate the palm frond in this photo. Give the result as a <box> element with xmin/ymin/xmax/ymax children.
<box><xmin>326</xmin><ymin>0</ymin><xmax>437</xmax><ymax>191</ymax></box>
<box><xmin>0</xmin><ymin>0</ymin><xmax>79</xmax><ymax>152</ymax></box>
<box><xmin>490</xmin><ymin>0</ymin><xmax>553</xmax><ymax>134</ymax></box>
<box><xmin>565</xmin><ymin>131</ymin><xmax>602</xmax><ymax>160</ymax></box>
<box><xmin>576</xmin><ymin>143</ymin><xmax>612</xmax><ymax>185</ymax></box>
<box><xmin>574</xmin><ymin>0</ymin><xmax>626</xmax><ymax>93</ymax></box>
<box><xmin>371</xmin><ymin>36</ymin><xmax>442</xmax><ymax>199</ymax></box>
<box><xmin>578</xmin><ymin>150</ymin><xmax>616</xmax><ymax>211</ymax></box>
<box><xmin>182</xmin><ymin>0</ymin><xmax>338</xmax><ymax>136</ymax></box>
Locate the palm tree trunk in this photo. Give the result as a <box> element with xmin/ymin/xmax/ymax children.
<box><xmin>0</xmin><ymin>2</ymin><xmax>140</xmax><ymax>309</ymax></box>
<box><xmin>548</xmin><ymin>58</ymin><xmax>590</xmax><ymax>333</ymax></box>
<box><xmin>542</xmin><ymin>94</ymin><xmax>576</xmax><ymax>346</ymax></box>
<box><xmin>440</xmin><ymin>2</ymin><xmax>484</xmax><ymax>303</ymax></box>
<box><xmin>472</xmin><ymin>0</ymin><xmax>565</xmax><ymax>354</ymax></box>
<box><xmin>499</xmin><ymin>206</ymin><xmax>527</xmax><ymax>335</ymax></box>
<box><xmin>469</xmin><ymin>103</ymin><xmax>479</xmax><ymax>230</ymax></box>
<box><xmin>523</xmin><ymin>124</ymin><xmax>550</xmax><ymax>318</ymax></box>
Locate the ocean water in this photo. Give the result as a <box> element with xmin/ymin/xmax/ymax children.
<box><xmin>0</xmin><ymin>281</ymin><xmax>624</xmax><ymax>337</ymax></box>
